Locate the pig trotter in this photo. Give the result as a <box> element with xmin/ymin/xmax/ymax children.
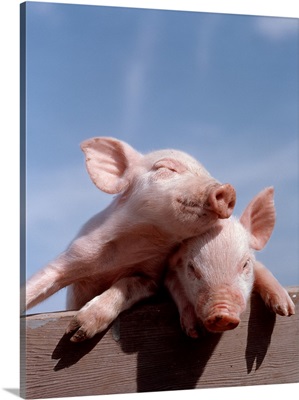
<box><xmin>254</xmin><ymin>261</ymin><xmax>295</xmax><ymax>317</ymax></box>
<box><xmin>181</xmin><ymin>319</ymin><xmax>206</xmax><ymax>339</ymax></box>
<box><xmin>70</xmin><ymin>328</ymin><xmax>87</xmax><ymax>343</ymax></box>
<box><xmin>66</xmin><ymin>305</ymin><xmax>114</xmax><ymax>342</ymax></box>
<box><xmin>65</xmin><ymin>310</ymin><xmax>107</xmax><ymax>343</ymax></box>
<box><xmin>66</xmin><ymin>275</ymin><xmax>158</xmax><ymax>342</ymax></box>
<box><xmin>262</xmin><ymin>289</ymin><xmax>295</xmax><ymax>316</ymax></box>
<box><xmin>180</xmin><ymin>305</ymin><xmax>199</xmax><ymax>338</ymax></box>
<box><xmin>180</xmin><ymin>304</ymin><xmax>207</xmax><ymax>339</ymax></box>
<box><xmin>65</xmin><ymin>287</ymin><xmax>124</xmax><ymax>342</ymax></box>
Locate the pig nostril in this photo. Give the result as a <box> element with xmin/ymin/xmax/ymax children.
<box><xmin>228</xmin><ymin>199</ymin><xmax>236</xmax><ymax>209</ymax></box>
<box><xmin>206</xmin><ymin>184</ymin><xmax>236</xmax><ymax>219</ymax></box>
<box><xmin>205</xmin><ymin>313</ymin><xmax>240</xmax><ymax>332</ymax></box>
<box><xmin>216</xmin><ymin>193</ymin><xmax>224</xmax><ymax>201</ymax></box>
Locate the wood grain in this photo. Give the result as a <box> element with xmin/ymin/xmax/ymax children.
<box><xmin>21</xmin><ymin>287</ymin><xmax>299</xmax><ymax>399</ymax></box>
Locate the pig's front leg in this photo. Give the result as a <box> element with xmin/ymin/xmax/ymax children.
<box><xmin>165</xmin><ymin>269</ymin><xmax>203</xmax><ymax>339</ymax></box>
<box><xmin>24</xmin><ymin>233</ymin><xmax>116</xmax><ymax>312</ymax></box>
<box><xmin>66</xmin><ymin>275</ymin><xmax>158</xmax><ymax>342</ymax></box>
<box><xmin>24</xmin><ymin>253</ymin><xmax>79</xmax><ymax>312</ymax></box>
<box><xmin>254</xmin><ymin>261</ymin><xmax>295</xmax><ymax>316</ymax></box>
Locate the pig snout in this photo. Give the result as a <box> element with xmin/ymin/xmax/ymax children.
<box><xmin>204</xmin><ymin>311</ymin><xmax>240</xmax><ymax>332</ymax></box>
<box><xmin>199</xmin><ymin>286</ymin><xmax>245</xmax><ymax>333</ymax></box>
<box><xmin>205</xmin><ymin>184</ymin><xmax>236</xmax><ymax>219</ymax></box>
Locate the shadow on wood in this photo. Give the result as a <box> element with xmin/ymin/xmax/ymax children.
<box><xmin>246</xmin><ymin>294</ymin><xmax>276</xmax><ymax>373</ymax></box>
<box><xmin>117</xmin><ymin>296</ymin><xmax>222</xmax><ymax>392</ymax></box>
<box><xmin>21</xmin><ymin>287</ymin><xmax>299</xmax><ymax>399</ymax></box>
<box><xmin>51</xmin><ymin>329</ymin><xmax>108</xmax><ymax>371</ymax></box>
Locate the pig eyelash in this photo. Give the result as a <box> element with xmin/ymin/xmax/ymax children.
<box><xmin>162</xmin><ymin>166</ymin><xmax>177</xmax><ymax>172</ymax></box>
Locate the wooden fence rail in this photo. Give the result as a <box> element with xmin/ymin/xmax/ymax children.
<box><xmin>21</xmin><ymin>287</ymin><xmax>299</xmax><ymax>399</ymax></box>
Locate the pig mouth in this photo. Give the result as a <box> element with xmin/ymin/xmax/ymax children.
<box><xmin>176</xmin><ymin>198</ymin><xmax>213</xmax><ymax>218</ymax></box>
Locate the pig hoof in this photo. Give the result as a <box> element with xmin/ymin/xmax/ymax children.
<box><xmin>264</xmin><ymin>291</ymin><xmax>295</xmax><ymax>316</ymax></box>
<box><xmin>183</xmin><ymin>324</ymin><xmax>207</xmax><ymax>339</ymax></box>
<box><xmin>65</xmin><ymin>318</ymin><xmax>80</xmax><ymax>334</ymax></box>
<box><xmin>273</xmin><ymin>302</ymin><xmax>295</xmax><ymax>317</ymax></box>
<box><xmin>66</xmin><ymin>319</ymin><xmax>97</xmax><ymax>343</ymax></box>
<box><xmin>181</xmin><ymin>318</ymin><xmax>206</xmax><ymax>339</ymax></box>
<box><xmin>191</xmin><ymin>326</ymin><xmax>207</xmax><ymax>339</ymax></box>
<box><xmin>66</xmin><ymin>304</ymin><xmax>114</xmax><ymax>342</ymax></box>
<box><xmin>180</xmin><ymin>306</ymin><xmax>204</xmax><ymax>339</ymax></box>
<box><xmin>185</xmin><ymin>327</ymin><xmax>200</xmax><ymax>339</ymax></box>
<box><xmin>65</xmin><ymin>318</ymin><xmax>90</xmax><ymax>342</ymax></box>
<box><xmin>70</xmin><ymin>329</ymin><xmax>87</xmax><ymax>343</ymax></box>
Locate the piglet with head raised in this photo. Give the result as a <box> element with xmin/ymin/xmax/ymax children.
<box><xmin>24</xmin><ymin>137</ymin><xmax>236</xmax><ymax>342</ymax></box>
<box><xmin>165</xmin><ymin>187</ymin><xmax>295</xmax><ymax>338</ymax></box>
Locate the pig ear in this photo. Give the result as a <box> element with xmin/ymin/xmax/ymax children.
<box><xmin>80</xmin><ymin>137</ymin><xmax>142</xmax><ymax>194</ymax></box>
<box><xmin>240</xmin><ymin>187</ymin><xmax>276</xmax><ymax>251</ymax></box>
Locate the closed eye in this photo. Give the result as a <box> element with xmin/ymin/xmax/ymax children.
<box><xmin>153</xmin><ymin>158</ymin><xmax>187</xmax><ymax>174</ymax></box>
<box><xmin>159</xmin><ymin>165</ymin><xmax>177</xmax><ymax>172</ymax></box>
<box><xmin>154</xmin><ymin>162</ymin><xmax>177</xmax><ymax>173</ymax></box>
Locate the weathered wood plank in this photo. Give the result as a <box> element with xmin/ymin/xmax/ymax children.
<box><xmin>21</xmin><ymin>287</ymin><xmax>299</xmax><ymax>399</ymax></box>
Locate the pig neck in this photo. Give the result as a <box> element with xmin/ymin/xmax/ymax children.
<box><xmin>110</xmin><ymin>214</ymin><xmax>176</xmax><ymax>256</ymax></box>
<box><xmin>79</xmin><ymin>199</ymin><xmax>178</xmax><ymax>268</ymax></box>
<box><xmin>115</xmin><ymin>226</ymin><xmax>180</xmax><ymax>270</ymax></box>
<box><xmin>108</xmin><ymin>195</ymin><xmax>180</xmax><ymax>248</ymax></box>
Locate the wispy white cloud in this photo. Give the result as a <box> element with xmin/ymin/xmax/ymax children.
<box><xmin>254</xmin><ymin>16</ymin><xmax>298</xmax><ymax>41</ymax></box>
<box><xmin>121</xmin><ymin>14</ymin><xmax>161</xmax><ymax>139</ymax></box>
<box><xmin>195</xmin><ymin>13</ymin><xmax>223</xmax><ymax>73</ymax></box>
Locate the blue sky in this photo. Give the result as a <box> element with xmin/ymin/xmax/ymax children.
<box><xmin>24</xmin><ymin>2</ymin><xmax>299</xmax><ymax>313</ymax></box>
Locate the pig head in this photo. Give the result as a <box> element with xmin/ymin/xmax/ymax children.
<box><xmin>24</xmin><ymin>137</ymin><xmax>236</xmax><ymax>342</ymax></box>
<box><xmin>80</xmin><ymin>137</ymin><xmax>236</xmax><ymax>238</ymax></box>
<box><xmin>165</xmin><ymin>187</ymin><xmax>295</xmax><ymax>338</ymax></box>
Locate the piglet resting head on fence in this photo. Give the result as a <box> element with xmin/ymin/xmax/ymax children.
<box><xmin>166</xmin><ymin>187</ymin><xmax>277</xmax><ymax>337</ymax></box>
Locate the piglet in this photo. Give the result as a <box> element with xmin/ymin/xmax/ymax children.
<box><xmin>24</xmin><ymin>137</ymin><xmax>236</xmax><ymax>342</ymax></box>
<box><xmin>165</xmin><ymin>187</ymin><xmax>295</xmax><ymax>338</ymax></box>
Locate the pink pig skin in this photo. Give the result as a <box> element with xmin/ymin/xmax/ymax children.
<box><xmin>24</xmin><ymin>137</ymin><xmax>236</xmax><ymax>342</ymax></box>
<box><xmin>165</xmin><ymin>187</ymin><xmax>295</xmax><ymax>338</ymax></box>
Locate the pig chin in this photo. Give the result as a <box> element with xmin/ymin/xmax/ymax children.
<box><xmin>176</xmin><ymin>200</ymin><xmax>219</xmax><ymax>229</ymax></box>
